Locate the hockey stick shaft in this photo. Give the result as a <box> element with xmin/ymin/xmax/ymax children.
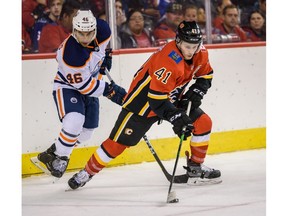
<box><xmin>105</xmin><ymin>68</ymin><xmax>115</xmax><ymax>84</ymax></box>
<box><xmin>143</xmin><ymin>135</ymin><xmax>169</xmax><ymax>177</ymax></box>
<box><xmin>143</xmin><ymin>135</ymin><xmax>188</xmax><ymax>183</ymax></box>
<box><xmin>167</xmin><ymin>101</ymin><xmax>192</xmax><ymax>201</ymax></box>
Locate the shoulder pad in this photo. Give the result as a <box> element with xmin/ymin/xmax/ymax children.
<box><xmin>63</xmin><ymin>36</ymin><xmax>91</xmax><ymax>67</ymax></box>
<box><xmin>96</xmin><ymin>19</ymin><xmax>111</xmax><ymax>44</ymax></box>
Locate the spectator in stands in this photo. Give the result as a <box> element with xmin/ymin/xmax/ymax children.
<box><xmin>22</xmin><ymin>0</ymin><xmax>48</xmax><ymax>32</ymax></box>
<box><xmin>254</xmin><ymin>0</ymin><xmax>266</xmax><ymax>17</ymax></box>
<box><xmin>84</xmin><ymin>0</ymin><xmax>105</xmax><ymax>17</ymax></box>
<box><xmin>254</xmin><ymin>0</ymin><xmax>266</xmax><ymax>30</ymax></box>
<box><xmin>242</xmin><ymin>10</ymin><xmax>266</xmax><ymax>42</ymax></box>
<box><xmin>231</xmin><ymin>0</ymin><xmax>257</xmax><ymax>27</ymax></box>
<box><xmin>183</xmin><ymin>4</ymin><xmax>198</xmax><ymax>22</ymax></box>
<box><xmin>213</xmin><ymin>4</ymin><xmax>247</xmax><ymax>42</ymax></box>
<box><xmin>116</xmin><ymin>0</ymin><xmax>127</xmax><ymax>28</ymax></box>
<box><xmin>22</xmin><ymin>24</ymin><xmax>32</xmax><ymax>53</ymax></box>
<box><xmin>157</xmin><ymin>0</ymin><xmax>175</xmax><ymax>18</ymax></box>
<box><xmin>31</xmin><ymin>0</ymin><xmax>63</xmax><ymax>52</ymax></box>
<box><xmin>212</xmin><ymin>0</ymin><xmax>232</xmax><ymax>28</ymax></box>
<box><xmin>141</xmin><ymin>0</ymin><xmax>160</xmax><ymax>21</ymax></box>
<box><xmin>38</xmin><ymin>0</ymin><xmax>81</xmax><ymax>53</ymax></box>
<box><xmin>153</xmin><ymin>2</ymin><xmax>183</xmax><ymax>42</ymax></box>
<box><xmin>119</xmin><ymin>9</ymin><xmax>155</xmax><ymax>48</ymax></box>
<box><xmin>197</xmin><ymin>6</ymin><xmax>206</xmax><ymax>34</ymax></box>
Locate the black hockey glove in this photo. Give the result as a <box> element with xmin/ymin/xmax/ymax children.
<box><xmin>103</xmin><ymin>82</ymin><xmax>127</xmax><ymax>105</ymax></box>
<box><xmin>167</xmin><ymin>110</ymin><xmax>194</xmax><ymax>140</ymax></box>
<box><xmin>182</xmin><ymin>84</ymin><xmax>207</xmax><ymax>110</ymax></box>
<box><xmin>99</xmin><ymin>48</ymin><xmax>112</xmax><ymax>75</ymax></box>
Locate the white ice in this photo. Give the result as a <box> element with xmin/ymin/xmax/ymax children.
<box><xmin>22</xmin><ymin>149</ymin><xmax>266</xmax><ymax>216</ymax></box>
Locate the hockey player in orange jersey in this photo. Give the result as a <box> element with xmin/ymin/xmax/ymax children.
<box><xmin>68</xmin><ymin>20</ymin><xmax>222</xmax><ymax>189</ymax></box>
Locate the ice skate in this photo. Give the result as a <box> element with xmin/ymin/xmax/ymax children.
<box><xmin>183</xmin><ymin>151</ymin><xmax>222</xmax><ymax>185</ymax></box>
<box><xmin>37</xmin><ymin>144</ymin><xmax>69</xmax><ymax>178</ymax></box>
<box><xmin>68</xmin><ymin>169</ymin><xmax>93</xmax><ymax>190</ymax></box>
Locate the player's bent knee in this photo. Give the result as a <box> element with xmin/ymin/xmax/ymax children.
<box><xmin>78</xmin><ymin>128</ymin><xmax>95</xmax><ymax>143</ymax></box>
<box><xmin>102</xmin><ymin>138</ymin><xmax>128</xmax><ymax>158</ymax></box>
<box><xmin>193</xmin><ymin>113</ymin><xmax>212</xmax><ymax>133</ymax></box>
<box><xmin>62</xmin><ymin>112</ymin><xmax>85</xmax><ymax>135</ymax></box>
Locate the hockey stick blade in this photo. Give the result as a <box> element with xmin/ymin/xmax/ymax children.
<box><xmin>173</xmin><ymin>174</ymin><xmax>189</xmax><ymax>183</ymax></box>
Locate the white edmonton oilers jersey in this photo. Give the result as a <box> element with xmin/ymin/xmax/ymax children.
<box><xmin>53</xmin><ymin>19</ymin><xmax>111</xmax><ymax>98</ymax></box>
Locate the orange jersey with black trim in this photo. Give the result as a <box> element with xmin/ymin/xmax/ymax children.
<box><xmin>122</xmin><ymin>40</ymin><xmax>213</xmax><ymax>118</ymax></box>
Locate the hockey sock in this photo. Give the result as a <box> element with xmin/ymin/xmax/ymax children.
<box><xmin>55</xmin><ymin>128</ymin><xmax>79</xmax><ymax>157</ymax></box>
<box><xmin>190</xmin><ymin>113</ymin><xmax>211</xmax><ymax>163</ymax></box>
<box><xmin>85</xmin><ymin>138</ymin><xmax>128</xmax><ymax>175</ymax></box>
<box><xmin>190</xmin><ymin>143</ymin><xmax>208</xmax><ymax>163</ymax></box>
<box><xmin>55</xmin><ymin>112</ymin><xmax>84</xmax><ymax>157</ymax></box>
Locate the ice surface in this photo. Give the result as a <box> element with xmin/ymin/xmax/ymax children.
<box><xmin>22</xmin><ymin>149</ymin><xmax>266</xmax><ymax>216</ymax></box>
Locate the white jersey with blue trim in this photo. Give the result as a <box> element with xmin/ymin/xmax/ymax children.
<box><xmin>54</xmin><ymin>19</ymin><xmax>111</xmax><ymax>98</ymax></box>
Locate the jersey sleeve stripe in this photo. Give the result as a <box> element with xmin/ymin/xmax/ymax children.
<box><xmin>147</xmin><ymin>92</ymin><xmax>168</xmax><ymax>100</ymax></box>
<box><xmin>197</xmin><ymin>74</ymin><xmax>213</xmax><ymax>79</ymax></box>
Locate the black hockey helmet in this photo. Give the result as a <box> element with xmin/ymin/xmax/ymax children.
<box><xmin>176</xmin><ymin>21</ymin><xmax>202</xmax><ymax>44</ymax></box>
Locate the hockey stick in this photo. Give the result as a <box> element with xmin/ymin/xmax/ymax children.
<box><xmin>167</xmin><ymin>101</ymin><xmax>192</xmax><ymax>203</ymax></box>
<box><xmin>143</xmin><ymin>135</ymin><xmax>188</xmax><ymax>183</ymax></box>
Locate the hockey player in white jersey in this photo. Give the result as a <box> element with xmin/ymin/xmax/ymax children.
<box><xmin>36</xmin><ymin>9</ymin><xmax>127</xmax><ymax>178</ymax></box>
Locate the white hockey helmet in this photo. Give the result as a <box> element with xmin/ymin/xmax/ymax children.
<box><xmin>72</xmin><ymin>10</ymin><xmax>97</xmax><ymax>43</ymax></box>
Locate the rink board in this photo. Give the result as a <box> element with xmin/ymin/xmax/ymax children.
<box><xmin>22</xmin><ymin>127</ymin><xmax>266</xmax><ymax>176</ymax></box>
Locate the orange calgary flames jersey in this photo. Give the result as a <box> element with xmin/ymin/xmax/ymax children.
<box><xmin>122</xmin><ymin>40</ymin><xmax>213</xmax><ymax>118</ymax></box>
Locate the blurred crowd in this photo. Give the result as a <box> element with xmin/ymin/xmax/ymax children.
<box><xmin>22</xmin><ymin>0</ymin><xmax>266</xmax><ymax>53</ymax></box>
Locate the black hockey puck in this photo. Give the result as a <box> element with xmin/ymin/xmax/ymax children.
<box><xmin>168</xmin><ymin>198</ymin><xmax>179</xmax><ymax>203</ymax></box>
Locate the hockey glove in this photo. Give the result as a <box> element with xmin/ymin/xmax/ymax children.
<box><xmin>99</xmin><ymin>48</ymin><xmax>113</xmax><ymax>75</ymax></box>
<box><xmin>103</xmin><ymin>82</ymin><xmax>127</xmax><ymax>105</ymax></box>
<box><xmin>167</xmin><ymin>110</ymin><xmax>194</xmax><ymax>140</ymax></box>
<box><xmin>182</xmin><ymin>84</ymin><xmax>207</xmax><ymax>110</ymax></box>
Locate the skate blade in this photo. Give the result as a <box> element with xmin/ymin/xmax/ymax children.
<box><xmin>187</xmin><ymin>177</ymin><xmax>222</xmax><ymax>186</ymax></box>
<box><xmin>65</xmin><ymin>186</ymin><xmax>76</xmax><ymax>192</ymax></box>
<box><xmin>30</xmin><ymin>156</ymin><xmax>59</xmax><ymax>183</ymax></box>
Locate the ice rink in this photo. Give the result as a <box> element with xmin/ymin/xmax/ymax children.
<box><xmin>21</xmin><ymin>149</ymin><xmax>266</xmax><ymax>216</ymax></box>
